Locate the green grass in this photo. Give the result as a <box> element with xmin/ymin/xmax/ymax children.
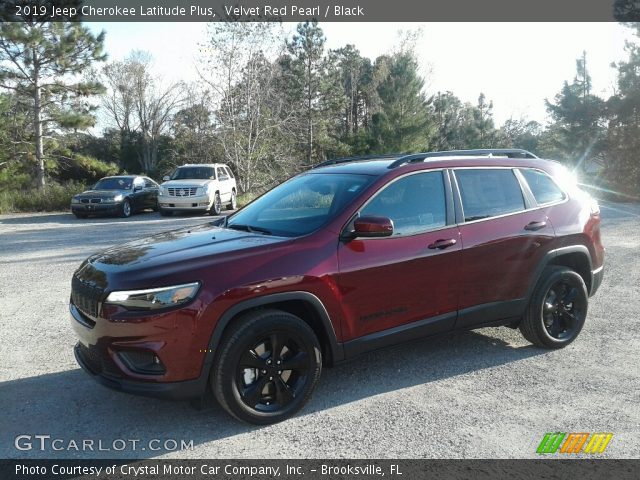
<box><xmin>0</xmin><ymin>181</ymin><xmax>86</xmax><ymax>214</ymax></box>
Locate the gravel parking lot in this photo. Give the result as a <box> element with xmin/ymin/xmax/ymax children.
<box><xmin>0</xmin><ymin>203</ymin><xmax>638</xmax><ymax>459</ymax></box>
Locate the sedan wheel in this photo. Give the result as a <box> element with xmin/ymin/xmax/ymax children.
<box><xmin>120</xmin><ymin>199</ymin><xmax>131</xmax><ymax>218</ymax></box>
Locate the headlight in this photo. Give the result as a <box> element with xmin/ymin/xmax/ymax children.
<box><xmin>113</xmin><ymin>194</ymin><xmax>124</xmax><ymax>202</ymax></box>
<box><xmin>104</xmin><ymin>282</ymin><xmax>200</xmax><ymax>311</ymax></box>
<box><xmin>71</xmin><ymin>197</ymin><xmax>81</xmax><ymax>204</ymax></box>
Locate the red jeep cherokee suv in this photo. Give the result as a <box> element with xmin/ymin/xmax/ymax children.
<box><xmin>70</xmin><ymin>149</ymin><xmax>604</xmax><ymax>424</ymax></box>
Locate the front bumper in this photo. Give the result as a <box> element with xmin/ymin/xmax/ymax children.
<box><xmin>71</xmin><ymin>203</ymin><xmax>121</xmax><ymax>215</ymax></box>
<box><xmin>159</xmin><ymin>194</ymin><xmax>211</xmax><ymax>211</ymax></box>
<box><xmin>69</xmin><ymin>301</ymin><xmax>210</xmax><ymax>400</ymax></box>
<box><xmin>74</xmin><ymin>343</ymin><xmax>208</xmax><ymax>400</ymax></box>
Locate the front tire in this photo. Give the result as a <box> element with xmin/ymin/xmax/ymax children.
<box><xmin>119</xmin><ymin>199</ymin><xmax>132</xmax><ymax>218</ymax></box>
<box><xmin>212</xmin><ymin>310</ymin><xmax>322</xmax><ymax>424</ymax></box>
<box><xmin>519</xmin><ymin>266</ymin><xmax>588</xmax><ymax>348</ymax></box>
<box><xmin>209</xmin><ymin>193</ymin><xmax>222</xmax><ymax>216</ymax></box>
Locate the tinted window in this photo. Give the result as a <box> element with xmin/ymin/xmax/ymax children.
<box><xmin>228</xmin><ymin>173</ymin><xmax>374</xmax><ymax>237</ymax></box>
<box><xmin>144</xmin><ymin>178</ymin><xmax>157</xmax><ymax>188</ymax></box>
<box><xmin>520</xmin><ymin>169</ymin><xmax>565</xmax><ymax>204</ymax></box>
<box><xmin>93</xmin><ymin>177</ymin><xmax>133</xmax><ymax>190</ymax></box>
<box><xmin>170</xmin><ymin>167</ymin><xmax>215</xmax><ymax>180</ymax></box>
<box><xmin>455</xmin><ymin>169</ymin><xmax>525</xmax><ymax>221</ymax></box>
<box><xmin>360</xmin><ymin>171</ymin><xmax>446</xmax><ymax>236</ymax></box>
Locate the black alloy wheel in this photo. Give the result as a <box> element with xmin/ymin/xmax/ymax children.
<box><xmin>519</xmin><ymin>266</ymin><xmax>588</xmax><ymax>348</ymax></box>
<box><xmin>212</xmin><ymin>310</ymin><xmax>322</xmax><ymax>424</ymax></box>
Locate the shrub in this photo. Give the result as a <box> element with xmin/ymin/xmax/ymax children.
<box><xmin>0</xmin><ymin>181</ymin><xmax>86</xmax><ymax>214</ymax></box>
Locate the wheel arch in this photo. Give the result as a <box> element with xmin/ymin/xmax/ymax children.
<box><xmin>204</xmin><ymin>292</ymin><xmax>343</xmax><ymax>371</ymax></box>
<box><xmin>527</xmin><ymin>245</ymin><xmax>593</xmax><ymax>301</ymax></box>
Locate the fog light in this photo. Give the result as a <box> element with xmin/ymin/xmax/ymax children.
<box><xmin>118</xmin><ymin>350</ymin><xmax>166</xmax><ymax>375</ymax></box>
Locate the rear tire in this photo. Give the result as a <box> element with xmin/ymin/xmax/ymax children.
<box><xmin>227</xmin><ymin>190</ymin><xmax>237</xmax><ymax>211</ymax></box>
<box><xmin>212</xmin><ymin>310</ymin><xmax>322</xmax><ymax>424</ymax></box>
<box><xmin>519</xmin><ymin>266</ymin><xmax>588</xmax><ymax>348</ymax></box>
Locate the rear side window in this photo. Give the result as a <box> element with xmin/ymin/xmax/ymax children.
<box><xmin>360</xmin><ymin>171</ymin><xmax>447</xmax><ymax>236</ymax></box>
<box><xmin>217</xmin><ymin>167</ymin><xmax>227</xmax><ymax>179</ymax></box>
<box><xmin>520</xmin><ymin>169</ymin><xmax>565</xmax><ymax>204</ymax></box>
<box><xmin>455</xmin><ymin>169</ymin><xmax>525</xmax><ymax>222</ymax></box>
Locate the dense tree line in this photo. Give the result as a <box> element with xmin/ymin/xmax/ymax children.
<box><xmin>0</xmin><ymin>21</ymin><xmax>639</xmax><ymax>200</ymax></box>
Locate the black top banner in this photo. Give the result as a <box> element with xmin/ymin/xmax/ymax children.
<box><xmin>0</xmin><ymin>0</ymin><xmax>639</xmax><ymax>22</ymax></box>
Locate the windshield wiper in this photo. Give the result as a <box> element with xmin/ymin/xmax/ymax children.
<box><xmin>227</xmin><ymin>224</ymin><xmax>272</xmax><ymax>235</ymax></box>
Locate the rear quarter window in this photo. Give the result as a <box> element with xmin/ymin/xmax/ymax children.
<box><xmin>455</xmin><ymin>168</ymin><xmax>525</xmax><ymax>221</ymax></box>
<box><xmin>520</xmin><ymin>168</ymin><xmax>565</xmax><ymax>204</ymax></box>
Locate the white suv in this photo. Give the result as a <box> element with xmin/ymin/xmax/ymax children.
<box><xmin>158</xmin><ymin>163</ymin><xmax>237</xmax><ymax>216</ymax></box>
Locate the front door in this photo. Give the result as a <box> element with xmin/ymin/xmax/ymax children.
<box><xmin>337</xmin><ymin>170</ymin><xmax>461</xmax><ymax>343</ymax></box>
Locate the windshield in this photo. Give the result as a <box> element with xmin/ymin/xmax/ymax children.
<box><xmin>93</xmin><ymin>178</ymin><xmax>133</xmax><ymax>190</ymax></box>
<box><xmin>227</xmin><ymin>173</ymin><xmax>374</xmax><ymax>237</ymax></box>
<box><xmin>170</xmin><ymin>167</ymin><xmax>215</xmax><ymax>180</ymax></box>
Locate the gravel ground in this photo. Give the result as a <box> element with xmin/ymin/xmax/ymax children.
<box><xmin>0</xmin><ymin>203</ymin><xmax>638</xmax><ymax>459</ymax></box>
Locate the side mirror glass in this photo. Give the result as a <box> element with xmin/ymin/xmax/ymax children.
<box><xmin>134</xmin><ymin>185</ymin><xmax>143</xmax><ymax>191</ymax></box>
<box><xmin>351</xmin><ymin>216</ymin><xmax>394</xmax><ymax>238</ymax></box>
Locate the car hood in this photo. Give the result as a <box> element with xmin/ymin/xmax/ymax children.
<box><xmin>76</xmin><ymin>189</ymin><xmax>130</xmax><ymax>197</ymax></box>
<box><xmin>82</xmin><ymin>223</ymin><xmax>288</xmax><ymax>278</ymax></box>
<box><xmin>161</xmin><ymin>179</ymin><xmax>211</xmax><ymax>187</ymax></box>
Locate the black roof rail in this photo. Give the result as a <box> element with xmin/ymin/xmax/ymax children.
<box><xmin>387</xmin><ymin>149</ymin><xmax>538</xmax><ymax>169</ymax></box>
<box><xmin>312</xmin><ymin>153</ymin><xmax>403</xmax><ymax>169</ymax></box>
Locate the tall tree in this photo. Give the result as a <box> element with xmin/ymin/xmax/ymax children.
<box><xmin>0</xmin><ymin>15</ymin><xmax>106</xmax><ymax>189</ymax></box>
<box><xmin>102</xmin><ymin>51</ymin><xmax>183</xmax><ymax>173</ymax></box>
<box><xmin>368</xmin><ymin>52</ymin><xmax>432</xmax><ymax>153</ymax></box>
<box><xmin>283</xmin><ymin>20</ymin><xmax>327</xmax><ymax>165</ymax></box>
<box><xmin>545</xmin><ymin>51</ymin><xmax>606</xmax><ymax>169</ymax></box>
<box><xmin>605</xmin><ymin>24</ymin><xmax>640</xmax><ymax>194</ymax></box>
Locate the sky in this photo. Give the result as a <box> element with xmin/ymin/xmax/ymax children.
<box><xmin>88</xmin><ymin>22</ymin><xmax>636</xmax><ymax>127</ymax></box>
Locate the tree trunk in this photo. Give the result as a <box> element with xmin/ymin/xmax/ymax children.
<box><xmin>33</xmin><ymin>51</ymin><xmax>45</xmax><ymax>190</ymax></box>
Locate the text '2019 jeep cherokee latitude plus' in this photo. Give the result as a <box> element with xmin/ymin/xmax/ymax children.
<box><xmin>70</xmin><ymin>149</ymin><xmax>604</xmax><ymax>424</ymax></box>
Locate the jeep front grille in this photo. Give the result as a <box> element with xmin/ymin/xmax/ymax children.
<box><xmin>71</xmin><ymin>275</ymin><xmax>103</xmax><ymax>318</ymax></box>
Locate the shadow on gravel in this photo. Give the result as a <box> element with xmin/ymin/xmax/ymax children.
<box><xmin>0</xmin><ymin>330</ymin><xmax>545</xmax><ymax>459</ymax></box>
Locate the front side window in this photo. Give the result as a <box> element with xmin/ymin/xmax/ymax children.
<box><xmin>520</xmin><ymin>168</ymin><xmax>565</xmax><ymax>204</ymax></box>
<box><xmin>360</xmin><ymin>171</ymin><xmax>447</xmax><ymax>236</ymax></box>
<box><xmin>217</xmin><ymin>167</ymin><xmax>227</xmax><ymax>179</ymax></box>
<box><xmin>455</xmin><ymin>169</ymin><xmax>525</xmax><ymax>221</ymax></box>
<box><xmin>227</xmin><ymin>173</ymin><xmax>374</xmax><ymax>237</ymax></box>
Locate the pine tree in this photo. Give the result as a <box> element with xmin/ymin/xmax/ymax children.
<box><xmin>545</xmin><ymin>51</ymin><xmax>605</xmax><ymax>170</ymax></box>
<box><xmin>368</xmin><ymin>52</ymin><xmax>431</xmax><ymax>153</ymax></box>
<box><xmin>0</xmin><ymin>12</ymin><xmax>106</xmax><ymax>189</ymax></box>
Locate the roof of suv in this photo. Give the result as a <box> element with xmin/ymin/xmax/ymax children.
<box><xmin>310</xmin><ymin>149</ymin><xmax>555</xmax><ymax>176</ymax></box>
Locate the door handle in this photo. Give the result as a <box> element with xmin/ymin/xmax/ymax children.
<box><xmin>524</xmin><ymin>221</ymin><xmax>547</xmax><ymax>231</ymax></box>
<box><xmin>428</xmin><ymin>238</ymin><xmax>457</xmax><ymax>249</ymax></box>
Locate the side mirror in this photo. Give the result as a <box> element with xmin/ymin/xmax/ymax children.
<box><xmin>163</xmin><ymin>175</ymin><xmax>170</xmax><ymax>182</ymax></box>
<box><xmin>134</xmin><ymin>185</ymin><xmax>143</xmax><ymax>191</ymax></box>
<box><xmin>351</xmin><ymin>216</ymin><xmax>394</xmax><ymax>238</ymax></box>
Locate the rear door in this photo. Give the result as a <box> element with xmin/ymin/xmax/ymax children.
<box><xmin>452</xmin><ymin>167</ymin><xmax>556</xmax><ymax>328</ymax></box>
<box><xmin>143</xmin><ymin>177</ymin><xmax>159</xmax><ymax>208</ymax></box>
<box><xmin>337</xmin><ymin>170</ymin><xmax>461</xmax><ymax>342</ymax></box>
